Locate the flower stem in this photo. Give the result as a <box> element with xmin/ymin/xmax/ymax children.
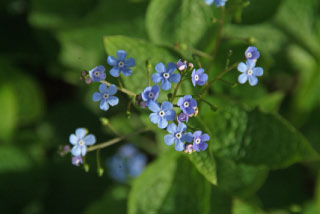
<box><xmin>198</xmin><ymin>98</ymin><xmax>218</xmax><ymax>111</ymax></box>
<box><xmin>146</xmin><ymin>60</ymin><xmax>151</xmax><ymax>86</ymax></box>
<box><xmin>170</xmin><ymin>71</ymin><xmax>187</xmax><ymax>102</ymax></box>
<box><xmin>101</xmin><ymin>80</ymin><xmax>136</xmax><ymax>97</ymax></box>
<box><xmin>96</xmin><ymin>149</ymin><xmax>101</xmax><ymax>169</ymax></box>
<box><xmin>87</xmin><ymin>128</ymin><xmax>150</xmax><ymax>152</ymax></box>
<box><xmin>200</xmin><ymin>62</ymin><xmax>238</xmax><ymax>97</ymax></box>
<box><xmin>211</xmin><ymin>7</ymin><xmax>226</xmax><ymax>63</ymax></box>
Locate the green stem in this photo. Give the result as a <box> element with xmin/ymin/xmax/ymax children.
<box><xmin>188</xmin><ymin>48</ymin><xmax>213</xmax><ymax>60</ymax></box>
<box><xmin>96</xmin><ymin>149</ymin><xmax>101</xmax><ymax>169</ymax></box>
<box><xmin>101</xmin><ymin>80</ymin><xmax>136</xmax><ymax>97</ymax></box>
<box><xmin>211</xmin><ymin>7</ymin><xmax>226</xmax><ymax>63</ymax></box>
<box><xmin>87</xmin><ymin>128</ymin><xmax>150</xmax><ymax>152</ymax></box>
<box><xmin>170</xmin><ymin>72</ymin><xmax>187</xmax><ymax>102</ymax></box>
<box><xmin>198</xmin><ymin>98</ymin><xmax>218</xmax><ymax>111</ymax></box>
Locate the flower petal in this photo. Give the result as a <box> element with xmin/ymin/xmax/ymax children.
<box><xmin>200</xmin><ymin>134</ymin><xmax>210</xmax><ymax>142</ymax></box>
<box><xmin>238</xmin><ymin>73</ymin><xmax>248</xmax><ymax>84</ymax></box>
<box><xmin>177</xmin><ymin>97</ymin><xmax>184</xmax><ymax>106</ymax></box>
<box><xmin>99</xmin><ymin>83</ymin><xmax>108</xmax><ymax>93</ymax></box>
<box><xmin>100</xmin><ymin>99</ymin><xmax>109</xmax><ymax>111</ymax></box>
<box><xmin>246</xmin><ymin>60</ymin><xmax>256</xmax><ymax>70</ymax></box>
<box><xmin>166</xmin><ymin>62</ymin><xmax>176</xmax><ymax>73</ymax></box>
<box><xmin>109</xmin><ymin>67</ymin><xmax>120</xmax><ymax>77</ymax></box>
<box><xmin>199</xmin><ymin>73</ymin><xmax>208</xmax><ymax>83</ymax></box>
<box><xmin>107</xmin><ymin>96</ymin><xmax>119</xmax><ymax>106</ymax></box>
<box><xmin>174</xmin><ymin>140</ymin><xmax>185</xmax><ymax>151</ymax></box>
<box><xmin>165</xmin><ymin>110</ymin><xmax>176</xmax><ymax>121</ymax></box>
<box><xmin>196</xmin><ymin>68</ymin><xmax>205</xmax><ymax>75</ymax></box>
<box><xmin>69</xmin><ymin>134</ymin><xmax>78</xmax><ymax>145</ymax></box>
<box><xmin>161</xmin><ymin>101</ymin><xmax>173</xmax><ymax>111</ymax></box>
<box><xmin>248</xmin><ymin>75</ymin><xmax>258</xmax><ymax>86</ymax></box>
<box><xmin>158</xmin><ymin>117</ymin><xmax>168</xmax><ymax>129</ymax></box>
<box><xmin>71</xmin><ymin>145</ymin><xmax>81</xmax><ymax>156</ymax></box>
<box><xmin>76</xmin><ymin>128</ymin><xmax>87</xmax><ymax>139</ymax></box>
<box><xmin>149</xmin><ymin>113</ymin><xmax>160</xmax><ymax>124</ymax></box>
<box><xmin>237</xmin><ymin>62</ymin><xmax>247</xmax><ymax>73</ymax></box>
<box><xmin>148</xmin><ymin>100</ymin><xmax>161</xmax><ymax>112</ymax></box>
<box><xmin>193</xmin><ymin>131</ymin><xmax>202</xmax><ymax>138</ymax></box>
<box><xmin>205</xmin><ymin>0</ymin><xmax>214</xmax><ymax>5</ymax></box>
<box><xmin>108</xmin><ymin>84</ymin><xmax>117</xmax><ymax>95</ymax></box>
<box><xmin>152</xmin><ymin>73</ymin><xmax>162</xmax><ymax>83</ymax></box>
<box><xmin>167</xmin><ymin>123</ymin><xmax>177</xmax><ymax>134</ymax></box>
<box><xmin>125</xmin><ymin>58</ymin><xmax>135</xmax><ymax>67</ymax></box>
<box><xmin>161</xmin><ymin>79</ymin><xmax>171</xmax><ymax>90</ymax></box>
<box><xmin>155</xmin><ymin>62</ymin><xmax>165</xmax><ymax>73</ymax></box>
<box><xmin>182</xmin><ymin>132</ymin><xmax>193</xmax><ymax>143</ymax></box>
<box><xmin>92</xmin><ymin>92</ymin><xmax>102</xmax><ymax>102</ymax></box>
<box><xmin>185</xmin><ymin>107</ymin><xmax>195</xmax><ymax>115</ymax></box>
<box><xmin>177</xmin><ymin>122</ymin><xmax>187</xmax><ymax>132</ymax></box>
<box><xmin>107</xmin><ymin>56</ymin><xmax>118</xmax><ymax>66</ymax></box>
<box><xmin>116</xmin><ymin>50</ymin><xmax>127</xmax><ymax>61</ymax></box>
<box><xmin>81</xmin><ymin>145</ymin><xmax>87</xmax><ymax>156</ymax></box>
<box><xmin>253</xmin><ymin>67</ymin><xmax>263</xmax><ymax>76</ymax></box>
<box><xmin>164</xmin><ymin>134</ymin><xmax>175</xmax><ymax>145</ymax></box>
<box><xmin>198</xmin><ymin>142</ymin><xmax>208</xmax><ymax>151</ymax></box>
<box><xmin>122</xmin><ymin>68</ymin><xmax>132</xmax><ymax>76</ymax></box>
<box><xmin>169</xmin><ymin>73</ymin><xmax>181</xmax><ymax>83</ymax></box>
<box><xmin>84</xmin><ymin>134</ymin><xmax>96</xmax><ymax>146</ymax></box>
<box><xmin>193</xmin><ymin>143</ymin><xmax>200</xmax><ymax>152</ymax></box>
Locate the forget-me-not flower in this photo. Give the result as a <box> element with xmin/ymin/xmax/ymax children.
<box><xmin>177</xmin><ymin>95</ymin><xmax>197</xmax><ymax>115</ymax></box>
<box><xmin>89</xmin><ymin>65</ymin><xmax>106</xmax><ymax>82</ymax></box>
<box><xmin>152</xmin><ymin>62</ymin><xmax>181</xmax><ymax>90</ymax></box>
<box><xmin>141</xmin><ymin>85</ymin><xmax>160</xmax><ymax>106</ymax></box>
<box><xmin>148</xmin><ymin>101</ymin><xmax>176</xmax><ymax>129</ymax></box>
<box><xmin>192</xmin><ymin>131</ymin><xmax>209</xmax><ymax>152</ymax></box>
<box><xmin>164</xmin><ymin>123</ymin><xmax>193</xmax><ymax>151</ymax></box>
<box><xmin>237</xmin><ymin>60</ymin><xmax>263</xmax><ymax>86</ymax></box>
<box><xmin>176</xmin><ymin>59</ymin><xmax>187</xmax><ymax>71</ymax></box>
<box><xmin>245</xmin><ymin>46</ymin><xmax>260</xmax><ymax>61</ymax></box>
<box><xmin>69</xmin><ymin>128</ymin><xmax>96</xmax><ymax>157</ymax></box>
<box><xmin>92</xmin><ymin>84</ymin><xmax>119</xmax><ymax>111</ymax></box>
<box><xmin>191</xmin><ymin>68</ymin><xmax>208</xmax><ymax>86</ymax></box>
<box><xmin>107</xmin><ymin>144</ymin><xmax>147</xmax><ymax>183</ymax></box>
<box><xmin>205</xmin><ymin>0</ymin><xmax>227</xmax><ymax>7</ymax></box>
<box><xmin>72</xmin><ymin>156</ymin><xmax>83</xmax><ymax>166</ymax></box>
<box><xmin>107</xmin><ymin>50</ymin><xmax>135</xmax><ymax>77</ymax></box>
<box><xmin>177</xmin><ymin>112</ymin><xmax>189</xmax><ymax>123</ymax></box>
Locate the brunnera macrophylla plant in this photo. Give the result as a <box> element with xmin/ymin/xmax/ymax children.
<box><xmin>59</xmin><ymin>1</ymin><xmax>264</xmax><ymax>177</ymax></box>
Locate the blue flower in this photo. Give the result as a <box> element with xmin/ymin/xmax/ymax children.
<box><xmin>152</xmin><ymin>62</ymin><xmax>181</xmax><ymax>90</ymax></box>
<box><xmin>192</xmin><ymin>131</ymin><xmax>209</xmax><ymax>152</ymax></box>
<box><xmin>107</xmin><ymin>50</ymin><xmax>135</xmax><ymax>77</ymax></box>
<box><xmin>191</xmin><ymin>68</ymin><xmax>208</xmax><ymax>86</ymax></box>
<box><xmin>141</xmin><ymin>85</ymin><xmax>160</xmax><ymax>106</ymax></box>
<box><xmin>69</xmin><ymin>128</ymin><xmax>96</xmax><ymax>156</ymax></box>
<box><xmin>177</xmin><ymin>112</ymin><xmax>189</xmax><ymax>123</ymax></box>
<box><xmin>148</xmin><ymin>101</ymin><xmax>176</xmax><ymax>129</ymax></box>
<box><xmin>107</xmin><ymin>144</ymin><xmax>147</xmax><ymax>183</ymax></box>
<box><xmin>237</xmin><ymin>60</ymin><xmax>263</xmax><ymax>86</ymax></box>
<box><xmin>72</xmin><ymin>156</ymin><xmax>83</xmax><ymax>166</ymax></box>
<box><xmin>89</xmin><ymin>65</ymin><xmax>106</xmax><ymax>82</ymax></box>
<box><xmin>177</xmin><ymin>95</ymin><xmax>197</xmax><ymax>115</ymax></box>
<box><xmin>164</xmin><ymin>123</ymin><xmax>193</xmax><ymax>151</ymax></box>
<box><xmin>205</xmin><ymin>0</ymin><xmax>227</xmax><ymax>7</ymax></box>
<box><xmin>92</xmin><ymin>84</ymin><xmax>119</xmax><ymax>111</ymax></box>
<box><xmin>245</xmin><ymin>46</ymin><xmax>260</xmax><ymax>61</ymax></box>
<box><xmin>176</xmin><ymin>59</ymin><xmax>187</xmax><ymax>71</ymax></box>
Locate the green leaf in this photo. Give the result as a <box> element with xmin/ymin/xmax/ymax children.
<box><xmin>146</xmin><ymin>0</ymin><xmax>213</xmax><ymax>46</ymax></box>
<box><xmin>0</xmin><ymin>146</ymin><xmax>32</xmax><ymax>173</ymax></box>
<box><xmin>188</xmin><ymin>148</ymin><xmax>217</xmax><ymax>185</ymax></box>
<box><xmin>104</xmin><ymin>35</ymin><xmax>191</xmax><ymax>94</ymax></box>
<box><xmin>128</xmin><ymin>152</ymin><xmax>212</xmax><ymax>214</ymax></box>
<box><xmin>202</xmin><ymin>103</ymin><xmax>318</xmax><ymax>168</ymax></box>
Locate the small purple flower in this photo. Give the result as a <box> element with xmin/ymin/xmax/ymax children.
<box><xmin>107</xmin><ymin>144</ymin><xmax>147</xmax><ymax>183</ymax></box>
<box><xmin>192</xmin><ymin>131</ymin><xmax>209</xmax><ymax>152</ymax></box>
<box><xmin>152</xmin><ymin>62</ymin><xmax>181</xmax><ymax>90</ymax></box>
<box><xmin>176</xmin><ymin>59</ymin><xmax>187</xmax><ymax>71</ymax></box>
<box><xmin>69</xmin><ymin>128</ymin><xmax>96</xmax><ymax>156</ymax></box>
<box><xmin>245</xmin><ymin>46</ymin><xmax>260</xmax><ymax>61</ymax></box>
<box><xmin>72</xmin><ymin>156</ymin><xmax>83</xmax><ymax>166</ymax></box>
<box><xmin>205</xmin><ymin>0</ymin><xmax>227</xmax><ymax>7</ymax></box>
<box><xmin>184</xmin><ymin>144</ymin><xmax>194</xmax><ymax>154</ymax></box>
<box><xmin>89</xmin><ymin>65</ymin><xmax>106</xmax><ymax>82</ymax></box>
<box><xmin>191</xmin><ymin>68</ymin><xmax>208</xmax><ymax>86</ymax></box>
<box><xmin>107</xmin><ymin>50</ymin><xmax>135</xmax><ymax>77</ymax></box>
<box><xmin>164</xmin><ymin>123</ymin><xmax>193</xmax><ymax>151</ymax></box>
<box><xmin>177</xmin><ymin>95</ymin><xmax>197</xmax><ymax>115</ymax></box>
<box><xmin>177</xmin><ymin>112</ymin><xmax>189</xmax><ymax>123</ymax></box>
<box><xmin>92</xmin><ymin>84</ymin><xmax>119</xmax><ymax>111</ymax></box>
<box><xmin>141</xmin><ymin>85</ymin><xmax>160</xmax><ymax>106</ymax></box>
<box><xmin>148</xmin><ymin>101</ymin><xmax>176</xmax><ymax>129</ymax></box>
<box><xmin>237</xmin><ymin>60</ymin><xmax>264</xmax><ymax>86</ymax></box>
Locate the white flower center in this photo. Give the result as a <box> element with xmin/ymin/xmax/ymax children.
<box><xmin>94</xmin><ymin>71</ymin><xmax>100</xmax><ymax>76</ymax></box>
<box><xmin>103</xmin><ymin>93</ymin><xmax>109</xmax><ymax>99</ymax></box>
<box><xmin>79</xmin><ymin>140</ymin><xmax>85</xmax><ymax>146</ymax></box>
<box><xmin>194</xmin><ymin>75</ymin><xmax>199</xmax><ymax>81</ymax></box>
<box><xmin>118</xmin><ymin>61</ymin><xmax>125</xmax><ymax>67</ymax></box>
<box><xmin>247</xmin><ymin>52</ymin><xmax>252</xmax><ymax>58</ymax></box>
<box><xmin>183</xmin><ymin>101</ymin><xmax>189</xmax><ymax>108</ymax></box>
<box><xmin>247</xmin><ymin>69</ymin><xmax>253</xmax><ymax>75</ymax></box>
<box><xmin>148</xmin><ymin>92</ymin><xmax>154</xmax><ymax>98</ymax></box>
<box><xmin>175</xmin><ymin>132</ymin><xmax>182</xmax><ymax>139</ymax></box>
<box><xmin>195</xmin><ymin>138</ymin><xmax>201</xmax><ymax>144</ymax></box>
<box><xmin>159</xmin><ymin>110</ymin><xmax>165</xmax><ymax>117</ymax></box>
<box><xmin>163</xmin><ymin>73</ymin><xmax>170</xmax><ymax>79</ymax></box>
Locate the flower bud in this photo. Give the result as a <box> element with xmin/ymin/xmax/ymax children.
<box><xmin>184</xmin><ymin>144</ymin><xmax>195</xmax><ymax>154</ymax></box>
<box><xmin>84</xmin><ymin>163</ymin><xmax>90</xmax><ymax>172</ymax></box>
<box><xmin>85</xmin><ymin>77</ymin><xmax>92</xmax><ymax>84</ymax></box>
<box><xmin>176</xmin><ymin>59</ymin><xmax>188</xmax><ymax>71</ymax></box>
<box><xmin>177</xmin><ymin>112</ymin><xmax>189</xmax><ymax>123</ymax></box>
<box><xmin>72</xmin><ymin>156</ymin><xmax>83</xmax><ymax>166</ymax></box>
<box><xmin>97</xmin><ymin>168</ymin><xmax>104</xmax><ymax>177</ymax></box>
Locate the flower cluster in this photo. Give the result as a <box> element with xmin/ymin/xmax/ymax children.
<box><xmin>69</xmin><ymin>128</ymin><xmax>96</xmax><ymax>166</ymax></box>
<box><xmin>237</xmin><ymin>46</ymin><xmax>264</xmax><ymax>86</ymax></box>
<box><xmin>107</xmin><ymin>144</ymin><xmax>147</xmax><ymax>183</ymax></box>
